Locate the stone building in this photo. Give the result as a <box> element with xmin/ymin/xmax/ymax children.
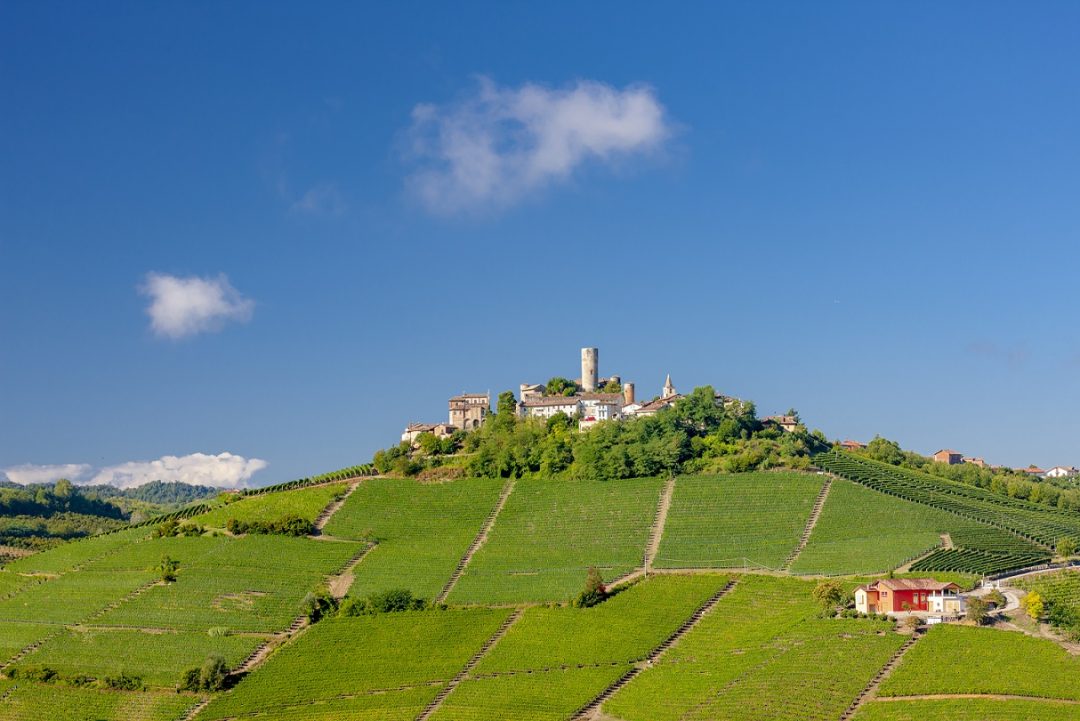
<box><xmin>449</xmin><ymin>393</ymin><xmax>489</xmax><ymax>430</ymax></box>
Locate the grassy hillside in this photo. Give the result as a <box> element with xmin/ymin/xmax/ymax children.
<box><xmin>3</xmin><ymin>467</ymin><xmax>1080</xmax><ymax>721</ymax></box>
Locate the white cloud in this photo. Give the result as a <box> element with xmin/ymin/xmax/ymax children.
<box><xmin>2</xmin><ymin>463</ymin><xmax>92</xmax><ymax>485</ymax></box>
<box><xmin>88</xmin><ymin>452</ymin><xmax>268</xmax><ymax>490</ymax></box>
<box><xmin>405</xmin><ymin>77</ymin><xmax>672</xmax><ymax>214</ymax></box>
<box><xmin>290</xmin><ymin>183</ymin><xmax>345</xmax><ymax>216</ymax></box>
<box><xmin>140</xmin><ymin>272</ymin><xmax>254</xmax><ymax>339</ymax></box>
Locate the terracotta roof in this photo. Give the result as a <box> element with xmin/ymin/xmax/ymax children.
<box><xmin>872</xmin><ymin>579</ymin><xmax>960</xmax><ymax>592</ymax></box>
<box><xmin>933</xmin><ymin>449</ymin><xmax>962</xmax><ymax>456</ymax></box>
<box><xmin>637</xmin><ymin>395</ymin><xmax>681</xmax><ymax>412</ymax></box>
<box><xmin>405</xmin><ymin>422</ymin><xmax>437</xmax><ymax>432</ymax></box>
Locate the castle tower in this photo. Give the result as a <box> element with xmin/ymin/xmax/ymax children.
<box><xmin>623</xmin><ymin>382</ymin><xmax>635</xmax><ymax>405</ymax></box>
<box><xmin>662</xmin><ymin>374</ymin><xmax>676</xmax><ymax>399</ymax></box>
<box><xmin>581</xmin><ymin>347</ymin><xmax>598</xmax><ymax>393</ymax></box>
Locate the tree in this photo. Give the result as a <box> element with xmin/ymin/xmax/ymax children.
<box><xmin>1056</xmin><ymin>537</ymin><xmax>1078</xmax><ymax>558</ymax></box>
<box><xmin>812</xmin><ymin>580</ymin><xmax>845</xmax><ymax>612</ymax></box>
<box><xmin>545</xmin><ymin>377</ymin><xmax>578</xmax><ymax>396</ymax></box>
<box><xmin>966</xmin><ymin>596</ymin><xmax>990</xmax><ymax>625</ymax></box>
<box><xmin>156</xmin><ymin>555</ymin><xmax>179</xmax><ymax>583</ymax></box>
<box><xmin>199</xmin><ymin>655</ymin><xmax>228</xmax><ymax>691</ymax></box>
<box><xmin>600</xmin><ymin>379</ymin><xmax>622</xmax><ymax>393</ymax></box>
<box><xmin>574</xmin><ymin>567</ymin><xmax>607</xmax><ymax>608</ymax></box>
<box><xmin>1023</xmin><ymin>591</ymin><xmax>1045</xmax><ymax>621</ymax></box>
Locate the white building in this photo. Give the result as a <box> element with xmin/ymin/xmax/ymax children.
<box><xmin>519</xmin><ymin>396</ymin><xmax>582</xmax><ymax>420</ymax></box>
<box><xmin>1045</xmin><ymin>466</ymin><xmax>1079</xmax><ymax>479</ymax></box>
<box><xmin>927</xmin><ymin>588</ymin><xmax>967</xmax><ymax>617</ymax></box>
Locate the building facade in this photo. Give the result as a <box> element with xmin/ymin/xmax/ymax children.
<box><xmin>854</xmin><ymin>579</ymin><xmax>963</xmax><ymax>615</ymax></box>
<box><xmin>448</xmin><ymin>393</ymin><xmax>489</xmax><ymax>430</ymax></box>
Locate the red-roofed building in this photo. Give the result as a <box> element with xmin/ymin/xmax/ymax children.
<box><xmin>854</xmin><ymin>579</ymin><xmax>963</xmax><ymax>615</ymax></box>
<box><xmin>839</xmin><ymin>440</ymin><xmax>866</xmax><ymax>452</ymax></box>
<box><xmin>932</xmin><ymin>449</ymin><xmax>963</xmax><ymax>465</ymax></box>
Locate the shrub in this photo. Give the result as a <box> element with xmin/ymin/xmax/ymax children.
<box><xmin>156</xmin><ymin>555</ymin><xmax>179</xmax><ymax>583</ymax></box>
<box><xmin>200</xmin><ymin>655</ymin><xmax>228</xmax><ymax>691</ymax></box>
<box><xmin>227</xmin><ymin>514</ymin><xmax>313</xmax><ymax>537</ymax></box>
<box><xmin>574</xmin><ymin>567</ymin><xmax>608</xmax><ymax>609</ymax></box>
<box><xmin>812</xmin><ymin>580</ymin><xmax>845</xmax><ymax>613</ymax></box>
<box><xmin>302</xmin><ymin>588</ymin><xmax>339</xmax><ymax>622</ymax></box>
<box><xmin>1023</xmin><ymin>591</ymin><xmax>1045</xmax><ymax>621</ymax></box>
<box><xmin>986</xmin><ymin>589</ymin><xmax>1006</xmax><ymax>608</ymax></box>
<box><xmin>967</xmin><ymin>596</ymin><xmax>990</xmax><ymax>625</ymax></box>
<box><xmin>8</xmin><ymin>665</ymin><xmax>58</xmax><ymax>683</ymax></box>
<box><xmin>207</xmin><ymin>627</ymin><xmax>229</xmax><ymax>637</ymax></box>
<box><xmin>102</xmin><ymin>673</ymin><xmax>143</xmax><ymax>691</ymax></box>
<box><xmin>1057</xmin><ymin>537</ymin><xmax>1078</xmax><ymax>558</ymax></box>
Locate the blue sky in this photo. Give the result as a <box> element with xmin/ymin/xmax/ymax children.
<box><xmin>3</xmin><ymin>2</ymin><xmax>1080</xmax><ymax>487</ymax></box>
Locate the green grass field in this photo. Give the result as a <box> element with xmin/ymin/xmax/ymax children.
<box><xmin>0</xmin><ymin>683</ymin><xmax>200</xmax><ymax>721</ymax></box>
<box><xmin>200</xmin><ymin>608</ymin><xmax>510</xmax><ymax>719</ymax></box>
<box><xmin>604</xmin><ymin>575</ymin><xmax>901</xmax><ymax>721</ymax></box>
<box><xmin>190</xmin><ymin>481</ymin><xmax>348</xmax><ymax>528</ymax></box>
<box><xmin>854</xmin><ymin>698</ymin><xmax>1080</xmax><ymax>721</ymax></box>
<box><xmin>879</xmin><ymin>623</ymin><xmax>1080</xmax><ymax>700</ymax></box>
<box><xmin>448</xmin><ymin>476</ymin><xmax>663</xmax><ymax>604</ymax></box>
<box><xmin>791</xmin><ymin>478</ymin><xmax>947</xmax><ymax>574</ymax></box>
<box><xmin>654</xmin><ymin>472</ymin><xmax>824</xmax><ymax>570</ymax></box>
<box><xmin>16</xmin><ymin>628</ymin><xmax>265</xmax><ymax>687</ymax></box>
<box><xmin>324</xmin><ymin>477</ymin><xmax>505</xmax><ymax>600</ymax></box>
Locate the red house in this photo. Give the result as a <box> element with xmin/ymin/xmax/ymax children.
<box><xmin>854</xmin><ymin>578</ymin><xmax>962</xmax><ymax>615</ymax></box>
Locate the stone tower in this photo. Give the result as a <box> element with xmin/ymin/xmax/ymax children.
<box><xmin>623</xmin><ymin>382</ymin><xmax>635</xmax><ymax>405</ymax></box>
<box><xmin>581</xmin><ymin>347</ymin><xmax>598</xmax><ymax>393</ymax></box>
<box><xmin>662</xmin><ymin>374</ymin><xmax>676</xmax><ymax>399</ymax></box>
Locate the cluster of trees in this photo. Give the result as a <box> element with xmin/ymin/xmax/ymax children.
<box><xmin>153</xmin><ymin>519</ymin><xmax>205</xmax><ymax>538</ymax></box>
<box><xmin>376</xmin><ymin>386</ymin><xmax>826</xmax><ymax>481</ymax></box>
<box><xmin>179</xmin><ymin>655</ymin><xmax>228</xmax><ymax>692</ymax></box>
<box><xmin>0</xmin><ymin>479</ymin><xmax>124</xmax><ymax>520</ymax></box>
<box><xmin>225</xmin><ymin>515</ymin><xmax>312</xmax><ymax>537</ymax></box>
<box><xmin>852</xmin><ymin>437</ymin><xmax>1080</xmax><ymax>511</ymax></box>
<box><xmin>7</xmin><ymin>664</ymin><xmax>145</xmax><ymax>691</ymax></box>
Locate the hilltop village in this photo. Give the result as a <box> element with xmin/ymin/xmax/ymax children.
<box><xmin>401</xmin><ymin>346</ymin><xmax>796</xmax><ymax>445</ymax></box>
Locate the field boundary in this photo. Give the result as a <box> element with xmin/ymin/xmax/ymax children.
<box><xmin>571</xmin><ymin>577</ymin><xmax>739</xmax><ymax>720</ymax></box>
<box><xmin>435</xmin><ymin>479</ymin><xmax>516</xmax><ymax>603</ymax></box>
<box><xmin>414</xmin><ymin>607</ymin><xmax>524</xmax><ymax>721</ymax></box>
<box><xmin>781</xmin><ymin>476</ymin><xmax>832</xmax><ymax>571</ymax></box>
<box><xmin>646</xmin><ymin>476</ymin><xmax>676</xmax><ymax>568</ymax></box>
<box><xmin>839</xmin><ymin>629</ymin><xmax>924</xmax><ymax>721</ymax></box>
<box><xmin>313</xmin><ymin>480</ymin><xmax>362</xmax><ymax>532</ymax></box>
<box><xmin>874</xmin><ymin>693</ymin><xmax>1080</xmax><ymax>704</ymax></box>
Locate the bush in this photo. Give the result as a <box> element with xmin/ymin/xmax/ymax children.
<box><xmin>8</xmin><ymin>665</ymin><xmax>58</xmax><ymax>683</ymax></box>
<box><xmin>102</xmin><ymin>673</ymin><xmax>143</xmax><ymax>691</ymax></box>
<box><xmin>199</xmin><ymin>654</ymin><xmax>228</xmax><ymax>691</ymax></box>
<box><xmin>227</xmin><ymin>514</ymin><xmax>312</xmax><ymax>537</ymax></box>
<box><xmin>302</xmin><ymin>588</ymin><xmax>339</xmax><ymax>622</ymax></box>
<box><xmin>156</xmin><ymin>555</ymin><xmax>179</xmax><ymax>583</ymax></box>
<box><xmin>986</xmin><ymin>589</ymin><xmax>1006</xmax><ymax>608</ymax></box>
<box><xmin>812</xmin><ymin>580</ymin><xmax>845</xmax><ymax>613</ymax></box>
<box><xmin>967</xmin><ymin>596</ymin><xmax>991</xmax><ymax>625</ymax></box>
<box><xmin>573</xmin><ymin>567</ymin><xmax>608</xmax><ymax>609</ymax></box>
<box><xmin>1023</xmin><ymin>591</ymin><xmax>1045</xmax><ymax>621</ymax></box>
<box><xmin>339</xmin><ymin>588</ymin><xmax>426</xmax><ymax>616</ymax></box>
<box><xmin>207</xmin><ymin>627</ymin><xmax>229</xmax><ymax>637</ymax></box>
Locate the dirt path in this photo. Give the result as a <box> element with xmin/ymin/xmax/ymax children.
<box><xmin>312</xmin><ymin>480</ymin><xmax>362</xmax><ymax>533</ymax></box>
<box><xmin>434</xmin><ymin>479</ymin><xmax>516</xmax><ymax>604</ymax></box>
<box><xmin>573</xmin><ymin>578</ymin><xmax>739</xmax><ymax>720</ymax></box>
<box><xmin>414</xmin><ymin>608</ymin><xmax>524</xmax><ymax>721</ymax></box>
<box><xmin>328</xmin><ymin>543</ymin><xmax>376</xmax><ymax>599</ymax></box>
<box><xmin>940</xmin><ymin>533</ymin><xmax>954</xmax><ymax>549</ymax></box>
<box><xmin>646</xmin><ymin>477</ymin><xmax>676</xmax><ymax>568</ymax></box>
<box><xmin>839</xmin><ymin>630</ymin><xmax>924</xmax><ymax>721</ymax></box>
<box><xmin>874</xmin><ymin>693</ymin><xmax>1080</xmax><ymax>703</ymax></box>
<box><xmin>780</xmin><ymin>476</ymin><xmax>833</xmax><ymax>571</ymax></box>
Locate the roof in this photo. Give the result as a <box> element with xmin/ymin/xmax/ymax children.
<box><xmin>637</xmin><ymin>395</ymin><xmax>681</xmax><ymax>412</ymax></box>
<box><xmin>577</xmin><ymin>393</ymin><xmax>624</xmax><ymax>403</ymax></box>
<box><xmin>520</xmin><ymin>396</ymin><xmax>581</xmax><ymax>408</ymax></box>
<box><xmin>863</xmin><ymin>579</ymin><xmax>961</xmax><ymax>592</ymax></box>
<box><xmin>450</xmin><ymin>393</ymin><xmax>489</xmax><ymax>401</ymax></box>
<box><xmin>1020</xmin><ymin>466</ymin><xmax>1046</xmax><ymax>474</ymax></box>
<box><xmin>840</xmin><ymin>439</ymin><xmax>865</xmax><ymax>447</ymax></box>
<box><xmin>764</xmin><ymin>415</ymin><xmax>798</xmax><ymax>424</ymax></box>
<box><xmin>404</xmin><ymin>422</ymin><xmax>437</xmax><ymax>432</ymax></box>
<box><xmin>933</xmin><ymin>449</ymin><xmax>962</xmax><ymax>456</ymax></box>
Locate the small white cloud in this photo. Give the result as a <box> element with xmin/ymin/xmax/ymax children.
<box><xmin>290</xmin><ymin>183</ymin><xmax>346</xmax><ymax>216</ymax></box>
<box><xmin>140</xmin><ymin>272</ymin><xmax>254</xmax><ymax>339</ymax></box>
<box><xmin>405</xmin><ymin>77</ymin><xmax>672</xmax><ymax>214</ymax></box>
<box><xmin>88</xmin><ymin>452</ymin><xmax>268</xmax><ymax>490</ymax></box>
<box><xmin>2</xmin><ymin>463</ymin><xmax>92</xmax><ymax>485</ymax></box>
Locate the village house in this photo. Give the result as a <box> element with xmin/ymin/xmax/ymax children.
<box><xmin>839</xmin><ymin>439</ymin><xmax>866</xmax><ymax>452</ymax></box>
<box><xmin>932</xmin><ymin>449</ymin><xmax>964</xmax><ymax>465</ymax></box>
<box><xmin>1019</xmin><ymin>466</ymin><xmax>1047</xmax><ymax>478</ymax></box>
<box><xmin>400</xmin><ymin>422</ymin><xmax>456</xmax><ymax>445</ymax></box>
<box><xmin>963</xmin><ymin>457</ymin><xmax>988</xmax><ymax>468</ymax></box>
<box><xmin>854</xmin><ymin>579</ymin><xmax>965</xmax><ymax>617</ymax></box>
<box><xmin>1045</xmin><ymin>466</ymin><xmax>1078</xmax><ymax>479</ymax></box>
<box><xmin>763</xmin><ymin>415</ymin><xmax>799</xmax><ymax>433</ymax></box>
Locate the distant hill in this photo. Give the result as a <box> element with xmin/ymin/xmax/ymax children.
<box><xmin>0</xmin><ymin>479</ymin><xmax>220</xmax><ymax>551</ymax></box>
